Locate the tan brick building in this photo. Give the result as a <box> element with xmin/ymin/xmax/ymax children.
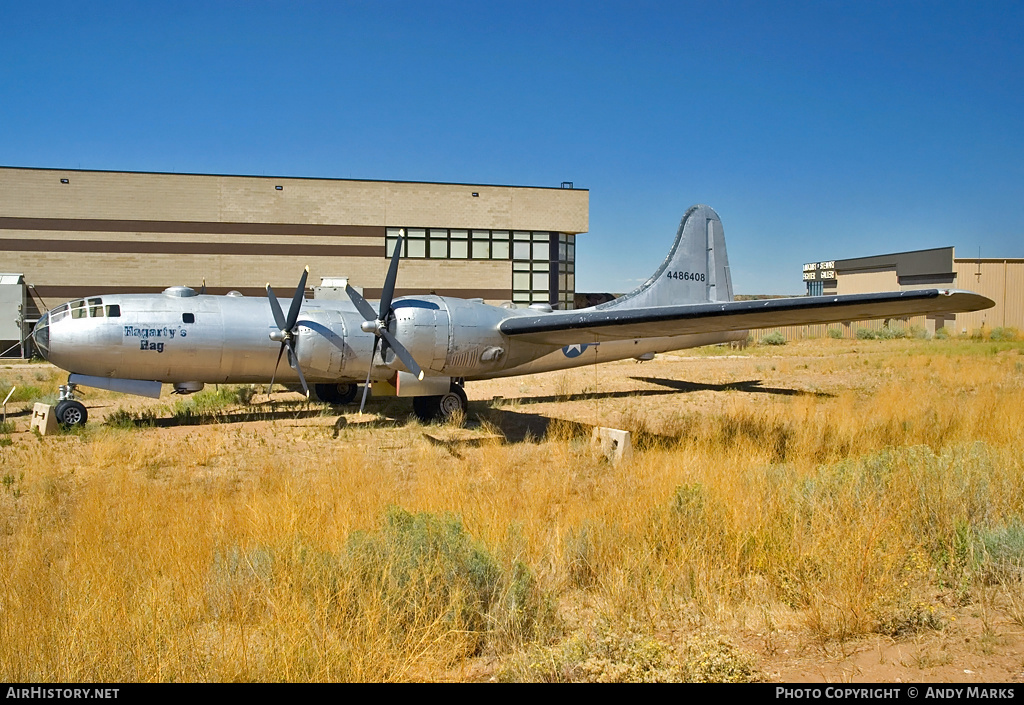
<box><xmin>0</xmin><ymin>167</ymin><xmax>589</xmax><ymax>355</ymax></box>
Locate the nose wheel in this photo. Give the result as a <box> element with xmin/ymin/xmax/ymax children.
<box><xmin>54</xmin><ymin>399</ymin><xmax>88</xmax><ymax>427</ymax></box>
<box><xmin>55</xmin><ymin>382</ymin><xmax>88</xmax><ymax>427</ymax></box>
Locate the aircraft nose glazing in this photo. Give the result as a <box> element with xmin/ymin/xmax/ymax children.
<box><xmin>32</xmin><ymin>312</ymin><xmax>50</xmax><ymax>360</ymax></box>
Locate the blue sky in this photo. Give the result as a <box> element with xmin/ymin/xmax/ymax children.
<box><xmin>2</xmin><ymin>1</ymin><xmax>1021</xmax><ymax>294</ymax></box>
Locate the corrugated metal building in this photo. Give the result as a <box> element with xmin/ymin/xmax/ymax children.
<box><xmin>769</xmin><ymin>247</ymin><xmax>1023</xmax><ymax>340</ymax></box>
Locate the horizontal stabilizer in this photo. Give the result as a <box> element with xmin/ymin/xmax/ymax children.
<box><xmin>499</xmin><ymin>289</ymin><xmax>993</xmax><ymax>346</ymax></box>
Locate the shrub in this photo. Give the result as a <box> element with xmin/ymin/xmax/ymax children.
<box><xmin>934</xmin><ymin>327</ymin><xmax>950</xmax><ymax>339</ymax></box>
<box><xmin>978</xmin><ymin>520</ymin><xmax>1024</xmax><ymax>583</ymax></box>
<box><xmin>344</xmin><ymin>507</ymin><xmax>550</xmax><ymax>655</ymax></box>
<box><xmin>170</xmin><ymin>385</ymin><xmax>254</xmax><ymax>423</ymax></box>
<box><xmin>497</xmin><ymin>624</ymin><xmax>760</xmax><ymax>683</ymax></box>
<box><xmin>855</xmin><ymin>328</ymin><xmax>877</xmax><ymax>340</ymax></box>
<box><xmin>989</xmin><ymin>327</ymin><xmax>1020</xmax><ymax>342</ymax></box>
<box><xmin>105</xmin><ymin>408</ymin><xmax>160</xmax><ymax>429</ymax></box>
<box><xmin>827</xmin><ymin>327</ymin><xmax>844</xmax><ymax>339</ymax></box>
<box><xmin>876</xmin><ymin>326</ymin><xmax>907</xmax><ymax>340</ymax></box>
<box><xmin>759</xmin><ymin>331</ymin><xmax>786</xmax><ymax>346</ymax></box>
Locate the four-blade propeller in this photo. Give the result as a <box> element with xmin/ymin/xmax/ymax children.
<box><xmin>266</xmin><ymin>266</ymin><xmax>310</xmax><ymax>398</ymax></box>
<box><xmin>345</xmin><ymin>229</ymin><xmax>425</xmax><ymax>413</ymax></box>
<box><xmin>266</xmin><ymin>232</ymin><xmax>425</xmax><ymax>411</ymax></box>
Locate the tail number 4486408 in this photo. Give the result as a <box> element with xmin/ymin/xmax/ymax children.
<box><xmin>666</xmin><ymin>271</ymin><xmax>705</xmax><ymax>282</ymax></box>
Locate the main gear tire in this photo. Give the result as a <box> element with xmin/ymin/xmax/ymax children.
<box><xmin>315</xmin><ymin>383</ymin><xmax>359</xmax><ymax>405</ymax></box>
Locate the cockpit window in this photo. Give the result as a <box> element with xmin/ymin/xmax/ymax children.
<box><xmin>51</xmin><ymin>303</ymin><xmax>69</xmax><ymax>323</ymax></box>
<box><xmin>70</xmin><ymin>300</ymin><xmax>88</xmax><ymax>319</ymax></box>
<box><xmin>88</xmin><ymin>298</ymin><xmax>103</xmax><ymax>317</ymax></box>
<box><xmin>105</xmin><ymin>304</ymin><xmax>121</xmax><ymax>318</ymax></box>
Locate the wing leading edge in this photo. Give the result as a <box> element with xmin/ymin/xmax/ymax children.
<box><xmin>499</xmin><ymin>289</ymin><xmax>994</xmax><ymax>346</ymax></box>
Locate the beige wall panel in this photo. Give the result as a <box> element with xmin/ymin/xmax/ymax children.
<box><xmin>2</xmin><ymin>167</ymin><xmax>588</xmax><ymax>232</ymax></box>
<box><xmin>382</xmin><ymin>182</ymin><xmax>588</xmax><ymax>232</ymax></box>
<box><xmin>954</xmin><ymin>260</ymin><xmax>1024</xmax><ymax>332</ymax></box>
<box><xmin>215</xmin><ymin>177</ymin><xmax>387</xmax><ymax>225</ymax></box>
<box><xmin>511</xmin><ymin>188</ymin><xmax>589</xmax><ymax>233</ymax></box>
<box><xmin>382</xmin><ymin>182</ymin><xmax>504</xmax><ymax>229</ymax></box>
<box><xmin>1007</xmin><ymin>262</ymin><xmax>1024</xmax><ymax>328</ymax></box>
<box><xmin>955</xmin><ymin>261</ymin><xmax>1002</xmax><ymax>332</ymax></box>
<box><xmin>1</xmin><ymin>170</ymin><xmax>222</xmax><ymax>221</ymax></box>
<box><xmin>387</xmin><ymin>260</ymin><xmax>510</xmax><ymax>292</ymax></box>
<box><xmin>836</xmin><ymin>269</ymin><xmax>898</xmax><ymax>295</ymax></box>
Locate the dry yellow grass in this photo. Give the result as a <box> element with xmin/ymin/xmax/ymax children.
<box><xmin>1</xmin><ymin>337</ymin><xmax>1022</xmax><ymax>681</ymax></box>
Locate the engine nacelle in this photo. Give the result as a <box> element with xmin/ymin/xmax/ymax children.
<box><xmin>388</xmin><ymin>298</ymin><xmax>451</xmax><ymax>373</ymax></box>
<box><xmin>389</xmin><ymin>296</ymin><xmax>513</xmax><ymax>377</ymax></box>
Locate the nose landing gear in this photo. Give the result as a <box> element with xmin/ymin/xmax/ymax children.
<box><xmin>55</xmin><ymin>382</ymin><xmax>89</xmax><ymax>427</ymax></box>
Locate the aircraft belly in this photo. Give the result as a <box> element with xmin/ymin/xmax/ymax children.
<box><xmin>481</xmin><ymin>330</ymin><xmax>744</xmax><ymax>379</ymax></box>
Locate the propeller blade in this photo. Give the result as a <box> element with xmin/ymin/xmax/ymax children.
<box><xmin>285</xmin><ymin>339</ymin><xmax>309</xmax><ymax>398</ymax></box>
<box><xmin>379</xmin><ymin>328</ymin><xmax>424</xmax><ymax>381</ymax></box>
<box><xmin>379</xmin><ymin>229</ymin><xmax>404</xmax><ymax>319</ymax></box>
<box><xmin>346</xmin><ymin>283</ymin><xmax>378</xmax><ymax>322</ymax></box>
<box><xmin>266</xmin><ymin>342</ymin><xmax>286</xmax><ymax>394</ymax></box>
<box><xmin>285</xmin><ymin>266</ymin><xmax>309</xmax><ymax>331</ymax></box>
<box><xmin>359</xmin><ymin>337</ymin><xmax>379</xmax><ymax>414</ymax></box>
<box><xmin>266</xmin><ymin>283</ymin><xmax>288</xmax><ymax>331</ymax></box>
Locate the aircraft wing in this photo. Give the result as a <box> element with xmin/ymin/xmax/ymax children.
<box><xmin>498</xmin><ymin>289</ymin><xmax>993</xmax><ymax>345</ymax></box>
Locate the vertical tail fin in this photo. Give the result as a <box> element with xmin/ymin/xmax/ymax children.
<box><xmin>596</xmin><ymin>204</ymin><xmax>734</xmax><ymax>310</ymax></box>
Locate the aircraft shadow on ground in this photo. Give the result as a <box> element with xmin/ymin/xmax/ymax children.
<box><xmin>484</xmin><ymin>377</ymin><xmax>831</xmax><ymax>408</ymax></box>
<box><xmin>629</xmin><ymin>377</ymin><xmax>834</xmax><ymax>398</ymax></box>
<box><xmin>466</xmin><ymin>378</ymin><xmax>831</xmax><ymax>448</ymax></box>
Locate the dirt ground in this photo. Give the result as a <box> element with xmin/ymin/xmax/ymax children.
<box><xmin>3</xmin><ymin>341</ymin><xmax>1024</xmax><ymax>683</ymax></box>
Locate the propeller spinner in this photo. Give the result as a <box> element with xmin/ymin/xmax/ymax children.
<box><xmin>346</xmin><ymin>229</ymin><xmax>425</xmax><ymax>413</ymax></box>
<box><xmin>266</xmin><ymin>266</ymin><xmax>310</xmax><ymax>398</ymax></box>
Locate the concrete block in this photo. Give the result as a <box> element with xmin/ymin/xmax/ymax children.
<box><xmin>31</xmin><ymin>403</ymin><xmax>58</xmax><ymax>435</ymax></box>
<box><xmin>591</xmin><ymin>426</ymin><xmax>632</xmax><ymax>464</ymax></box>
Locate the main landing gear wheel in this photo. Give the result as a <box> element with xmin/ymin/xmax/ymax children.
<box><xmin>412</xmin><ymin>384</ymin><xmax>468</xmax><ymax>424</ymax></box>
<box><xmin>314</xmin><ymin>383</ymin><xmax>359</xmax><ymax>405</ymax></box>
<box><xmin>54</xmin><ymin>399</ymin><xmax>88</xmax><ymax>427</ymax></box>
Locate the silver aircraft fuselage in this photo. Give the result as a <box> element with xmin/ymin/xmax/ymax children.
<box><xmin>32</xmin><ymin>289</ymin><xmax>745</xmax><ymax>388</ymax></box>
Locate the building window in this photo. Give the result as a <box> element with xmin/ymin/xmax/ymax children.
<box><xmin>471</xmin><ymin>230</ymin><xmax>490</xmax><ymax>258</ymax></box>
<box><xmin>384</xmin><ymin>226</ymin><xmax>576</xmax><ymax>307</ymax></box>
<box><xmin>449</xmin><ymin>229</ymin><xmax>469</xmax><ymax>259</ymax></box>
<box><xmin>491</xmin><ymin>230</ymin><xmax>510</xmax><ymax>259</ymax></box>
<box><xmin>428</xmin><ymin>229</ymin><xmax>448</xmax><ymax>258</ymax></box>
<box><xmin>511</xmin><ymin>231</ymin><xmax>575</xmax><ymax>309</ymax></box>
<box><xmin>388</xmin><ymin>226</ymin><xmax>518</xmax><ymax>262</ymax></box>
